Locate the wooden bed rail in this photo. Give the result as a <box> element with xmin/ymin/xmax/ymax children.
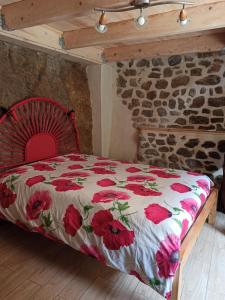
<box><xmin>136</xmin><ymin>126</ymin><xmax>222</xmax><ymax>299</ymax></box>
<box><xmin>171</xmin><ymin>188</ymin><xmax>218</xmax><ymax>300</ymax></box>
<box><xmin>218</xmin><ymin>154</ymin><xmax>225</xmax><ymax>212</ymax></box>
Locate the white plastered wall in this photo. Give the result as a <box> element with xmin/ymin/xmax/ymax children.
<box><xmin>87</xmin><ymin>63</ymin><xmax>137</xmax><ymax>162</ymax></box>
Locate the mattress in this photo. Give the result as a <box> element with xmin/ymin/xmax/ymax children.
<box><xmin>0</xmin><ymin>153</ymin><xmax>213</xmax><ymax>299</ymax></box>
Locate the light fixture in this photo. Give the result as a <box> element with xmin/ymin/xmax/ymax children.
<box><xmin>135</xmin><ymin>8</ymin><xmax>147</xmax><ymax>27</ymax></box>
<box><xmin>95</xmin><ymin>11</ymin><xmax>108</xmax><ymax>33</ymax></box>
<box><xmin>94</xmin><ymin>0</ymin><xmax>194</xmax><ymax>33</ymax></box>
<box><xmin>178</xmin><ymin>4</ymin><xmax>188</xmax><ymax>26</ymax></box>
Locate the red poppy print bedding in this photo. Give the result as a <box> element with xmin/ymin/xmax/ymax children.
<box><xmin>0</xmin><ymin>153</ymin><xmax>213</xmax><ymax>299</ymax></box>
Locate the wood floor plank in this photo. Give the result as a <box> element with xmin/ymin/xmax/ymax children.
<box><xmin>131</xmin><ymin>281</ymin><xmax>161</xmax><ymax>300</ymax></box>
<box><xmin>0</xmin><ymin>233</ymin><xmax>48</xmax><ymax>271</ymax></box>
<box><xmin>78</xmin><ymin>277</ymin><xmax>117</xmax><ymax>300</ymax></box>
<box><xmin>181</xmin><ymin>222</ymin><xmax>216</xmax><ymax>300</ymax></box>
<box><xmin>59</xmin><ymin>256</ymin><xmax>107</xmax><ymax>300</ymax></box>
<box><xmin>5</xmin><ymin>280</ymin><xmax>41</xmax><ymax>300</ymax></box>
<box><xmin>33</xmin><ymin>284</ymin><xmax>62</xmax><ymax>300</ymax></box>
<box><xmin>104</xmin><ymin>273</ymin><xmax>139</xmax><ymax>300</ymax></box>
<box><xmin>80</xmin><ymin>272</ymin><xmax>138</xmax><ymax>300</ymax></box>
<box><xmin>0</xmin><ymin>265</ymin><xmax>14</xmax><ymax>284</ymax></box>
<box><xmin>0</xmin><ymin>228</ymin><xmax>27</xmax><ymax>266</ymax></box>
<box><xmin>54</xmin><ymin>296</ymin><xmax>66</xmax><ymax>300</ymax></box>
<box><xmin>0</xmin><ymin>262</ymin><xmax>38</xmax><ymax>298</ymax></box>
<box><xmin>36</xmin><ymin>249</ymin><xmax>89</xmax><ymax>297</ymax></box>
<box><xmin>30</xmin><ymin>246</ymin><xmax>66</xmax><ymax>286</ymax></box>
<box><xmin>205</xmin><ymin>212</ymin><xmax>225</xmax><ymax>300</ymax></box>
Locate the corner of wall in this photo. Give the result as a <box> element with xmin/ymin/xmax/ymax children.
<box><xmin>108</xmin><ymin>63</ymin><xmax>137</xmax><ymax>162</ymax></box>
<box><xmin>87</xmin><ymin>62</ymin><xmax>138</xmax><ymax>162</ymax></box>
<box><xmin>101</xmin><ymin>64</ymin><xmax>115</xmax><ymax>158</ymax></box>
<box><xmin>86</xmin><ymin>64</ymin><xmax>102</xmax><ymax>156</ymax></box>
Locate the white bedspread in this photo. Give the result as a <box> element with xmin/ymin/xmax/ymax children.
<box><xmin>0</xmin><ymin>153</ymin><xmax>213</xmax><ymax>299</ymax></box>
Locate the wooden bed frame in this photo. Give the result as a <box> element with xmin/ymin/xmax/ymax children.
<box><xmin>171</xmin><ymin>188</ymin><xmax>218</xmax><ymax>300</ymax></box>
<box><xmin>0</xmin><ymin>97</ymin><xmax>80</xmax><ymax>171</ymax></box>
<box><xmin>137</xmin><ymin>127</ymin><xmax>219</xmax><ymax>300</ymax></box>
<box><xmin>0</xmin><ymin>98</ymin><xmax>219</xmax><ymax>300</ymax></box>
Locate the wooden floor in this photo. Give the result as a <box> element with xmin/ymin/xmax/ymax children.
<box><xmin>0</xmin><ymin>213</ymin><xmax>224</xmax><ymax>300</ymax></box>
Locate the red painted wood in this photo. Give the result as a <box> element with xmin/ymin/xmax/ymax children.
<box><xmin>0</xmin><ymin>97</ymin><xmax>80</xmax><ymax>170</ymax></box>
<box><xmin>25</xmin><ymin>133</ymin><xmax>57</xmax><ymax>162</ymax></box>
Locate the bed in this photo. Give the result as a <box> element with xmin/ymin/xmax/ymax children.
<box><xmin>0</xmin><ymin>98</ymin><xmax>218</xmax><ymax>300</ymax></box>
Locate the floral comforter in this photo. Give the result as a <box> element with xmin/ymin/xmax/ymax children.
<box><xmin>0</xmin><ymin>153</ymin><xmax>213</xmax><ymax>299</ymax></box>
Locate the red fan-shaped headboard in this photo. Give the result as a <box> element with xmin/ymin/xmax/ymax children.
<box><xmin>0</xmin><ymin>97</ymin><xmax>80</xmax><ymax>170</ymax></box>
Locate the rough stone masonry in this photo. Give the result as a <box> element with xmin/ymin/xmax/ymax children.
<box><xmin>116</xmin><ymin>52</ymin><xmax>225</xmax><ymax>183</ymax></box>
<box><xmin>0</xmin><ymin>40</ymin><xmax>92</xmax><ymax>154</ymax></box>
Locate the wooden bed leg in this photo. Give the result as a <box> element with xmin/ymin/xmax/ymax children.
<box><xmin>207</xmin><ymin>195</ymin><xmax>217</xmax><ymax>226</ymax></box>
<box><xmin>171</xmin><ymin>264</ymin><xmax>183</xmax><ymax>300</ymax></box>
<box><xmin>170</xmin><ymin>188</ymin><xmax>218</xmax><ymax>300</ymax></box>
<box><xmin>207</xmin><ymin>191</ymin><xmax>218</xmax><ymax>225</ymax></box>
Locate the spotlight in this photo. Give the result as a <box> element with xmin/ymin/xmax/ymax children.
<box><xmin>178</xmin><ymin>5</ymin><xmax>188</xmax><ymax>26</ymax></box>
<box><xmin>135</xmin><ymin>8</ymin><xmax>147</xmax><ymax>27</ymax></box>
<box><xmin>95</xmin><ymin>11</ymin><xmax>108</xmax><ymax>33</ymax></box>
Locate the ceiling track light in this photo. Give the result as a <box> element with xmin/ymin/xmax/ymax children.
<box><xmin>178</xmin><ymin>4</ymin><xmax>189</xmax><ymax>26</ymax></box>
<box><xmin>135</xmin><ymin>8</ymin><xmax>147</xmax><ymax>27</ymax></box>
<box><xmin>94</xmin><ymin>0</ymin><xmax>193</xmax><ymax>33</ymax></box>
<box><xmin>95</xmin><ymin>1</ymin><xmax>194</xmax><ymax>13</ymax></box>
<box><xmin>95</xmin><ymin>11</ymin><xmax>108</xmax><ymax>33</ymax></box>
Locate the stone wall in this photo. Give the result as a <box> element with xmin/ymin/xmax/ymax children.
<box><xmin>116</xmin><ymin>51</ymin><xmax>225</xmax><ymax>182</ymax></box>
<box><xmin>0</xmin><ymin>40</ymin><xmax>92</xmax><ymax>154</ymax></box>
<box><xmin>138</xmin><ymin>129</ymin><xmax>225</xmax><ymax>183</ymax></box>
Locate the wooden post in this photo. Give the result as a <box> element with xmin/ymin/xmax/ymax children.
<box><xmin>171</xmin><ymin>263</ymin><xmax>183</xmax><ymax>300</ymax></box>
<box><xmin>171</xmin><ymin>188</ymin><xmax>218</xmax><ymax>300</ymax></box>
<box><xmin>218</xmin><ymin>153</ymin><xmax>225</xmax><ymax>213</ymax></box>
<box><xmin>208</xmin><ymin>194</ymin><xmax>218</xmax><ymax>225</ymax></box>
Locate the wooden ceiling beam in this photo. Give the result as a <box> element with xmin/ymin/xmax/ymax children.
<box><xmin>62</xmin><ymin>1</ymin><xmax>225</xmax><ymax>49</ymax></box>
<box><xmin>0</xmin><ymin>0</ymin><xmax>129</xmax><ymax>30</ymax></box>
<box><xmin>103</xmin><ymin>32</ymin><xmax>225</xmax><ymax>62</ymax></box>
<box><xmin>0</xmin><ymin>26</ymin><xmax>103</xmax><ymax>64</ymax></box>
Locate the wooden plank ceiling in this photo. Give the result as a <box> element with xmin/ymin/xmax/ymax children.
<box><xmin>0</xmin><ymin>0</ymin><xmax>225</xmax><ymax>63</ymax></box>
